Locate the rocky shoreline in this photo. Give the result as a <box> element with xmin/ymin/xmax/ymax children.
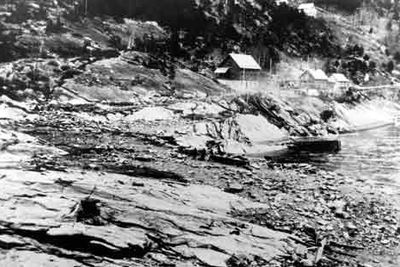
<box><xmin>1</xmin><ymin>51</ymin><xmax>399</xmax><ymax>267</ymax></box>
<box><xmin>0</xmin><ymin>95</ymin><xmax>399</xmax><ymax>266</ymax></box>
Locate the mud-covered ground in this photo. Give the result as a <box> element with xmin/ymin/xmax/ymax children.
<box><xmin>0</xmin><ymin>100</ymin><xmax>398</xmax><ymax>267</ymax></box>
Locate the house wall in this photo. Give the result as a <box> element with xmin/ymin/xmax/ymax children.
<box><xmin>218</xmin><ymin>58</ymin><xmax>240</xmax><ymax>79</ymax></box>
<box><xmin>334</xmin><ymin>81</ymin><xmax>351</xmax><ymax>91</ymax></box>
<box><xmin>300</xmin><ymin>72</ymin><xmax>329</xmax><ymax>91</ymax></box>
<box><xmin>276</xmin><ymin>0</ymin><xmax>289</xmax><ymax>6</ymax></box>
<box><xmin>299</xmin><ymin>7</ymin><xmax>317</xmax><ymax>18</ymax></box>
<box><xmin>323</xmin><ymin>81</ymin><xmax>350</xmax><ymax>97</ymax></box>
<box><xmin>215</xmin><ymin>71</ymin><xmax>230</xmax><ymax>79</ymax></box>
<box><xmin>218</xmin><ymin>58</ymin><xmax>260</xmax><ymax>80</ymax></box>
<box><xmin>241</xmin><ymin>69</ymin><xmax>261</xmax><ymax>81</ymax></box>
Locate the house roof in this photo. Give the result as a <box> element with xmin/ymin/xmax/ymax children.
<box><xmin>302</xmin><ymin>69</ymin><xmax>328</xmax><ymax>80</ymax></box>
<box><xmin>229</xmin><ymin>53</ymin><xmax>262</xmax><ymax>70</ymax></box>
<box><xmin>329</xmin><ymin>73</ymin><xmax>350</xmax><ymax>83</ymax></box>
<box><xmin>298</xmin><ymin>3</ymin><xmax>315</xmax><ymax>10</ymax></box>
<box><xmin>276</xmin><ymin>0</ymin><xmax>289</xmax><ymax>4</ymax></box>
<box><xmin>214</xmin><ymin>67</ymin><xmax>230</xmax><ymax>74</ymax></box>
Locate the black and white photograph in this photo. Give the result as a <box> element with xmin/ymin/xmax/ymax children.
<box><xmin>0</xmin><ymin>0</ymin><xmax>400</xmax><ymax>266</ymax></box>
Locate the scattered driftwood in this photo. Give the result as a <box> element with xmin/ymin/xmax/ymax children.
<box><xmin>210</xmin><ymin>155</ymin><xmax>250</xmax><ymax>167</ymax></box>
<box><xmin>54</xmin><ymin>178</ymin><xmax>75</xmax><ymax>188</ymax></box>
<box><xmin>288</xmin><ymin>236</ymin><xmax>310</xmax><ymax>247</ymax></box>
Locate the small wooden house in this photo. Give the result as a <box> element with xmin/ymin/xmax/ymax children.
<box><xmin>214</xmin><ymin>53</ymin><xmax>262</xmax><ymax>80</ymax></box>
<box><xmin>298</xmin><ymin>3</ymin><xmax>317</xmax><ymax>17</ymax></box>
<box><xmin>299</xmin><ymin>69</ymin><xmax>329</xmax><ymax>91</ymax></box>
<box><xmin>328</xmin><ymin>73</ymin><xmax>351</xmax><ymax>93</ymax></box>
<box><xmin>276</xmin><ymin>0</ymin><xmax>289</xmax><ymax>6</ymax></box>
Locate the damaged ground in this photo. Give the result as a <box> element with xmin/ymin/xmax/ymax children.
<box><xmin>0</xmin><ymin>50</ymin><xmax>399</xmax><ymax>266</ymax></box>
<box><xmin>0</xmin><ymin>88</ymin><xmax>399</xmax><ymax>267</ymax></box>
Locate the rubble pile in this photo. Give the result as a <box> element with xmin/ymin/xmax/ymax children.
<box><xmin>228</xmin><ymin>164</ymin><xmax>400</xmax><ymax>266</ymax></box>
<box><xmin>236</xmin><ymin>94</ymin><xmax>338</xmax><ymax>136</ymax></box>
<box><xmin>0</xmin><ymin>57</ymin><xmax>90</xmax><ymax>102</ymax></box>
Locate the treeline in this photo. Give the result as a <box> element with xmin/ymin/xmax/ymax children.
<box><xmin>81</xmin><ymin>0</ymin><xmax>339</xmax><ymax>67</ymax></box>
<box><xmin>85</xmin><ymin>0</ymin><xmax>206</xmax><ymax>32</ymax></box>
<box><xmin>325</xmin><ymin>44</ymin><xmax>376</xmax><ymax>84</ymax></box>
<box><xmin>315</xmin><ymin>0</ymin><xmax>363</xmax><ymax>13</ymax></box>
<box><xmin>316</xmin><ymin>0</ymin><xmax>399</xmax><ymax>14</ymax></box>
<box><xmin>0</xmin><ymin>0</ymin><xmax>340</xmax><ymax>69</ymax></box>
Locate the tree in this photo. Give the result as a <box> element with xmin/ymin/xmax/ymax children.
<box><xmin>369</xmin><ymin>61</ymin><xmax>377</xmax><ymax>72</ymax></box>
<box><xmin>387</xmin><ymin>60</ymin><xmax>395</xmax><ymax>73</ymax></box>
<box><xmin>386</xmin><ymin>19</ymin><xmax>393</xmax><ymax>32</ymax></box>
<box><xmin>315</xmin><ymin>0</ymin><xmax>363</xmax><ymax>13</ymax></box>
<box><xmin>394</xmin><ymin>51</ymin><xmax>400</xmax><ymax>63</ymax></box>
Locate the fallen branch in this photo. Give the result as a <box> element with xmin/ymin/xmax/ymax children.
<box><xmin>287</xmin><ymin>236</ymin><xmax>311</xmax><ymax>247</ymax></box>
<box><xmin>315</xmin><ymin>238</ymin><xmax>327</xmax><ymax>264</ymax></box>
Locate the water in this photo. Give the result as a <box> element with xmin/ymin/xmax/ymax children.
<box><xmin>271</xmin><ymin>126</ymin><xmax>400</xmax><ymax>187</ymax></box>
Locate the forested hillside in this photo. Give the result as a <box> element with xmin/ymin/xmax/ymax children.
<box><xmin>0</xmin><ymin>0</ymin><xmax>339</xmax><ymax>69</ymax></box>
<box><xmin>2</xmin><ymin>0</ymin><xmax>400</xmax><ymax>84</ymax></box>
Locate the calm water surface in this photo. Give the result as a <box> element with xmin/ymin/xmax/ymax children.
<box><xmin>272</xmin><ymin>126</ymin><xmax>400</xmax><ymax>187</ymax></box>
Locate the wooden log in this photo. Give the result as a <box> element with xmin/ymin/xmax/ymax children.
<box><xmin>315</xmin><ymin>238</ymin><xmax>327</xmax><ymax>264</ymax></box>
<box><xmin>289</xmin><ymin>137</ymin><xmax>341</xmax><ymax>153</ymax></box>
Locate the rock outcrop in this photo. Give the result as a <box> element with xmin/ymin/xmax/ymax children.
<box><xmin>0</xmin><ymin>169</ymin><xmax>288</xmax><ymax>266</ymax></box>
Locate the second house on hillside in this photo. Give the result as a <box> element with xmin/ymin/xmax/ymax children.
<box><xmin>298</xmin><ymin>3</ymin><xmax>318</xmax><ymax>17</ymax></box>
<box><xmin>276</xmin><ymin>0</ymin><xmax>289</xmax><ymax>6</ymax></box>
<box><xmin>328</xmin><ymin>73</ymin><xmax>352</xmax><ymax>93</ymax></box>
<box><xmin>214</xmin><ymin>53</ymin><xmax>262</xmax><ymax>80</ymax></box>
<box><xmin>299</xmin><ymin>69</ymin><xmax>329</xmax><ymax>91</ymax></box>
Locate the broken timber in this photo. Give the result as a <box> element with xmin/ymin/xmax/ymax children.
<box><xmin>288</xmin><ymin>137</ymin><xmax>341</xmax><ymax>153</ymax></box>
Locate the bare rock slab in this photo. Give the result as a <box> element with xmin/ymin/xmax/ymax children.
<box><xmin>0</xmin><ymin>170</ymin><xmax>288</xmax><ymax>266</ymax></box>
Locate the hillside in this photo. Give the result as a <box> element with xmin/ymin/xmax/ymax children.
<box><xmin>0</xmin><ymin>0</ymin><xmax>340</xmax><ymax>66</ymax></box>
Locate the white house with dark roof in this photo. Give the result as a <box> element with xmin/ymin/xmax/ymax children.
<box><xmin>214</xmin><ymin>53</ymin><xmax>261</xmax><ymax>80</ymax></box>
<box><xmin>276</xmin><ymin>0</ymin><xmax>289</xmax><ymax>6</ymax></box>
<box><xmin>298</xmin><ymin>3</ymin><xmax>318</xmax><ymax>17</ymax></box>
<box><xmin>299</xmin><ymin>69</ymin><xmax>329</xmax><ymax>91</ymax></box>
<box><xmin>328</xmin><ymin>73</ymin><xmax>352</xmax><ymax>92</ymax></box>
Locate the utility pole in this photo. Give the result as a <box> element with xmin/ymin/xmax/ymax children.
<box><xmin>269</xmin><ymin>58</ymin><xmax>272</xmax><ymax>74</ymax></box>
<box><xmin>84</xmin><ymin>0</ymin><xmax>88</xmax><ymax>16</ymax></box>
